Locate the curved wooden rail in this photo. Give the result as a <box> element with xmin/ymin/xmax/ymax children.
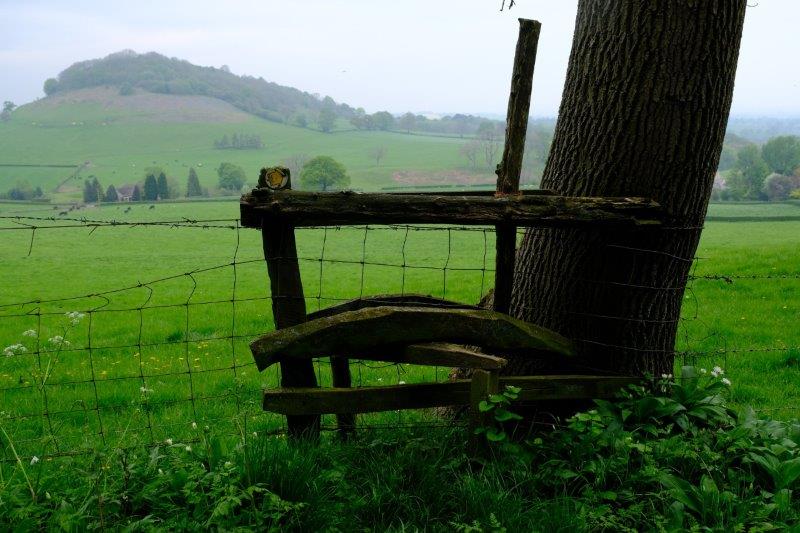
<box><xmin>250</xmin><ymin>305</ymin><xmax>574</xmax><ymax>371</ymax></box>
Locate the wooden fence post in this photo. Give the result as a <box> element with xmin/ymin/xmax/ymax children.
<box><xmin>259</xmin><ymin>167</ymin><xmax>320</xmax><ymax>439</ymax></box>
<box><xmin>493</xmin><ymin>18</ymin><xmax>541</xmax><ymax>314</ymax></box>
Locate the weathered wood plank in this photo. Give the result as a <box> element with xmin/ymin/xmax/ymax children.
<box><xmin>264</xmin><ymin>382</ymin><xmax>472</xmax><ymax>415</ymax></box>
<box><xmin>240</xmin><ymin>190</ymin><xmax>663</xmax><ymax>228</ymax></box>
<box><xmin>261</xmin><ymin>375</ymin><xmax>638</xmax><ymax>415</ymax></box>
<box><xmin>329</xmin><ymin>357</ymin><xmax>355</xmax><ymax>438</ymax></box>
<box><xmin>307</xmin><ymin>294</ymin><xmax>480</xmax><ymax>321</ymax></box>
<box><xmin>249</xmin><ymin>306</ymin><xmax>574</xmax><ymax>371</ymax></box>
<box><xmin>259</xmin><ymin>174</ymin><xmax>320</xmax><ymax>439</ymax></box>
<box><xmin>341</xmin><ymin>343</ymin><xmax>507</xmax><ymax>370</ymax></box>
<box><xmin>469</xmin><ymin>369</ymin><xmax>500</xmax><ymax>445</ymax></box>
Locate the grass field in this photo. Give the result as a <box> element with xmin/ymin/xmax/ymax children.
<box><xmin>0</xmin><ymin>88</ymin><xmax>490</xmax><ymax>199</ymax></box>
<box><xmin>2</xmin><ymin>198</ymin><xmax>800</xmax><ymax>463</ymax></box>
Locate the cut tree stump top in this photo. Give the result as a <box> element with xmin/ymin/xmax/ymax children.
<box><xmin>250</xmin><ymin>305</ymin><xmax>574</xmax><ymax>371</ymax></box>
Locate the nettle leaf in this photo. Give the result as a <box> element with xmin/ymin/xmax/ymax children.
<box><xmin>478</xmin><ymin>400</ymin><xmax>493</xmax><ymax>413</ymax></box>
<box><xmin>489</xmin><ymin>394</ymin><xmax>507</xmax><ymax>404</ymax></box>
<box><xmin>486</xmin><ymin>428</ymin><xmax>507</xmax><ymax>442</ymax></box>
<box><xmin>494</xmin><ymin>408</ymin><xmax>523</xmax><ymax>422</ymax></box>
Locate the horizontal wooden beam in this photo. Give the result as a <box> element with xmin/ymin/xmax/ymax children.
<box><xmin>262</xmin><ymin>375</ymin><xmax>638</xmax><ymax>415</ymax></box>
<box><xmin>342</xmin><ymin>342</ymin><xmax>507</xmax><ymax>370</ymax></box>
<box><xmin>240</xmin><ymin>190</ymin><xmax>663</xmax><ymax>228</ymax></box>
<box><xmin>250</xmin><ymin>305</ymin><xmax>574</xmax><ymax>371</ymax></box>
<box><xmin>307</xmin><ymin>294</ymin><xmax>480</xmax><ymax>321</ymax></box>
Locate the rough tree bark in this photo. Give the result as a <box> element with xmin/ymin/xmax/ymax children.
<box><xmin>507</xmin><ymin>0</ymin><xmax>747</xmax><ymax>378</ymax></box>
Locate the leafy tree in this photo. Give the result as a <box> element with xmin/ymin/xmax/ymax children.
<box><xmin>399</xmin><ymin>112</ymin><xmax>416</xmax><ymax>133</ymax></box>
<box><xmin>717</xmin><ymin>146</ymin><xmax>736</xmax><ymax>172</ymax></box>
<box><xmin>318</xmin><ymin>108</ymin><xmax>336</xmax><ymax>133</ymax></box>
<box><xmin>119</xmin><ymin>82</ymin><xmax>134</xmax><ymax>96</ymax></box>
<box><xmin>83</xmin><ymin>176</ymin><xmax>102</xmax><ymax>203</ymax></box>
<box><xmin>728</xmin><ymin>145</ymin><xmax>770</xmax><ymax>199</ymax></box>
<box><xmin>105</xmin><ymin>184</ymin><xmax>119</xmax><ymax>202</ymax></box>
<box><xmin>293</xmin><ymin>113</ymin><xmax>308</xmax><ymax>128</ymax></box>
<box><xmin>217</xmin><ymin>162</ymin><xmax>247</xmax><ymax>191</ymax></box>
<box><xmin>371</xmin><ymin>111</ymin><xmax>395</xmax><ymax>131</ymax></box>
<box><xmin>762</xmin><ymin>173</ymin><xmax>800</xmax><ymax>201</ymax></box>
<box><xmin>761</xmin><ymin>135</ymin><xmax>800</xmax><ymax>176</ymax></box>
<box><xmin>131</xmin><ymin>184</ymin><xmax>142</xmax><ymax>201</ymax></box>
<box><xmin>143</xmin><ymin>174</ymin><xmax>159</xmax><ymax>201</ymax></box>
<box><xmin>186</xmin><ymin>167</ymin><xmax>203</xmax><ymax>197</ymax></box>
<box><xmin>43</xmin><ymin>78</ymin><xmax>59</xmax><ymax>96</ymax></box>
<box><xmin>300</xmin><ymin>156</ymin><xmax>350</xmax><ymax>191</ymax></box>
<box><xmin>0</xmin><ymin>101</ymin><xmax>15</xmax><ymax>122</ymax></box>
<box><xmin>157</xmin><ymin>172</ymin><xmax>169</xmax><ymax>200</ymax></box>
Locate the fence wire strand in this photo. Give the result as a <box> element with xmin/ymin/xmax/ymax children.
<box><xmin>1</xmin><ymin>214</ymin><xmax>799</xmax><ymax>462</ymax></box>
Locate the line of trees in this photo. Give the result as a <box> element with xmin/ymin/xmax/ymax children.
<box><xmin>714</xmin><ymin>135</ymin><xmax>800</xmax><ymax>201</ymax></box>
<box><xmin>0</xmin><ymin>182</ymin><xmax>44</xmax><ymax>201</ymax></box>
<box><xmin>213</xmin><ymin>133</ymin><xmax>264</xmax><ymax>150</ymax></box>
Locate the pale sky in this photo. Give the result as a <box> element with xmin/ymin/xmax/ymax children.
<box><xmin>1</xmin><ymin>0</ymin><xmax>798</xmax><ymax>117</ymax></box>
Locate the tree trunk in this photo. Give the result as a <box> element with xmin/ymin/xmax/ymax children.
<box><xmin>508</xmin><ymin>0</ymin><xmax>747</xmax><ymax>378</ymax></box>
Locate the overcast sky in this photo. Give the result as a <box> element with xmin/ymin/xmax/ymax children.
<box><xmin>1</xmin><ymin>0</ymin><xmax>798</xmax><ymax>117</ymax></box>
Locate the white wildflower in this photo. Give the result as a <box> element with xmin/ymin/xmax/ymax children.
<box><xmin>139</xmin><ymin>386</ymin><xmax>153</xmax><ymax>393</ymax></box>
<box><xmin>398</xmin><ymin>380</ymin><xmax>406</xmax><ymax>385</ymax></box>
<box><xmin>22</xmin><ymin>329</ymin><xmax>37</xmax><ymax>338</ymax></box>
<box><xmin>252</xmin><ymin>432</ymin><xmax>257</xmax><ymax>438</ymax></box>
<box><xmin>30</xmin><ymin>456</ymin><xmax>39</xmax><ymax>465</ymax></box>
<box><xmin>3</xmin><ymin>344</ymin><xmax>26</xmax><ymax>356</ymax></box>
<box><xmin>185</xmin><ymin>445</ymin><xmax>192</xmax><ymax>452</ymax></box>
<box><xmin>191</xmin><ymin>422</ymin><xmax>197</xmax><ymax>430</ymax></box>
<box><xmin>165</xmin><ymin>438</ymin><xmax>173</xmax><ymax>445</ymax></box>
<box><xmin>65</xmin><ymin>311</ymin><xmax>85</xmax><ymax>326</ymax></box>
<box><xmin>712</xmin><ymin>366</ymin><xmax>724</xmax><ymax>376</ymax></box>
<box><xmin>660</xmin><ymin>374</ymin><xmax>672</xmax><ymax>380</ymax></box>
<box><xmin>721</xmin><ymin>377</ymin><xmax>731</xmax><ymax>386</ymax></box>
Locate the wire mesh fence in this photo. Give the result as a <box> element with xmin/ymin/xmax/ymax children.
<box><xmin>1</xmin><ymin>211</ymin><xmax>799</xmax><ymax>462</ymax></box>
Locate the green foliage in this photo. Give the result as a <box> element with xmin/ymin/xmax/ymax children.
<box><xmin>131</xmin><ymin>184</ymin><xmax>141</xmax><ymax>201</ymax></box>
<box><xmin>299</xmin><ymin>155</ymin><xmax>350</xmax><ymax>191</ymax></box>
<box><xmin>317</xmin><ymin>108</ymin><xmax>336</xmax><ymax>133</ymax></box>
<box><xmin>104</xmin><ymin>184</ymin><xmax>118</xmax><ymax>202</ymax></box>
<box><xmin>1</xmin><ymin>181</ymin><xmax>43</xmax><ymax>201</ymax></box>
<box><xmin>216</xmin><ymin>162</ymin><xmax>247</xmax><ymax>191</ymax></box>
<box><xmin>118</xmin><ymin>82</ymin><xmax>134</xmax><ymax>96</ymax></box>
<box><xmin>3</xmin><ymin>371</ymin><xmax>800</xmax><ymax>530</ymax></box>
<box><xmin>157</xmin><ymin>172</ymin><xmax>169</xmax><ymax>200</ymax></box>
<box><xmin>0</xmin><ymin>101</ymin><xmax>15</xmax><ymax>122</ymax></box>
<box><xmin>728</xmin><ymin>145</ymin><xmax>770</xmax><ymax>199</ymax></box>
<box><xmin>143</xmin><ymin>174</ymin><xmax>159</xmax><ymax>201</ymax></box>
<box><xmin>762</xmin><ymin>173</ymin><xmax>800</xmax><ymax>201</ymax></box>
<box><xmin>186</xmin><ymin>167</ymin><xmax>203</xmax><ymax>197</ymax></box>
<box><xmin>371</xmin><ymin>111</ymin><xmax>395</xmax><ymax>131</ymax></box>
<box><xmin>42</xmin><ymin>78</ymin><xmax>59</xmax><ymax>96</ymax></box>
<box><xmin>82</xmin><ymin>176</ymin><xmax>102</xmax><ymax>203</ymax></box>
<box><xmin>762</xmin><ymin>135</ymin><xmax>800</xmax><ymax>176</ymax></box>
<box><xmin>46</xmin><ymin>50</ymin><xmax>353</xmax><ymax>125</ymax></box>
<box><xmin>213</xmin><ymin>132</ymin><xmax>263</xmax><ymax>150</ymax></box>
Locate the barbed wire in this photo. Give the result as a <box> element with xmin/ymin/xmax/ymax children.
<box><xmin>1</xmin><ymin>215</ymin><xmax>798</xmax><ymax>463</ymax></box>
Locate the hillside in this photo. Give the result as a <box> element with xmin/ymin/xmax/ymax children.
<box><xmin>0</xmin><ymin>89</ymin><xmax>485</xmax><ymax>200</ymax></box>
<box><xmin>43</xmin><ymin>50</ymin><xmax>354</xmax><ymax>124</ymax></box>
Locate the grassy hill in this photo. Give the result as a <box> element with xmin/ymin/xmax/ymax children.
<box><xmin>0</xmin><ymin>88</ymin><xmax>494</xmax><ymax>200</ymax></box>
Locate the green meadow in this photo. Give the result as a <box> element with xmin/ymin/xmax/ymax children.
<box><xmin>0</xmin><ymin>88</ymin><xmax>486</xmax><ymax>198</ymax></box>
<box><xmin>1</xmin><ymin>198</ymin><xmax>800</xmax><ymax>460</ymax></box>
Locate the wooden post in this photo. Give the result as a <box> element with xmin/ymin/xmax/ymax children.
<box><xmin>330</xmin><ymin>357</ymin><xmax>355</xmax><ymax>438</ymax></box>
<box><xmin>468</xmin><ymin>369</ymin><xmax>500</xmax><ymax>454</ymax></box>
<box><xmin>493</xmin><ymin>18</ymin><xmax>541</xmax><ymax>314</ymax></box>
<box><xmin>259</xmin><ymin>167</ymin><xmax>320</xmax><ymax>439</ymax></box>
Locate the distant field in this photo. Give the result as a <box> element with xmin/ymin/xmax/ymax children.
<box><xmin>1</xmin><ymin>199</ymin><xmax>800</xmax><ymax>458</ymax></box>
<box><xmin>0</xmin><ymin>88</ymin><xmax>489</xmax><ymax>200</ymax></box>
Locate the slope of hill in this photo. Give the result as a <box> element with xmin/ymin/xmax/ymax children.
<box><xmin>0</xmin><ymin>90</ymin><xmax>478</xmax><ymax>199</ymax></box>
<box><xmin>43</xmin><ymin>50</ymin><xmax>354</xmax><ymax>124</ymax></box>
